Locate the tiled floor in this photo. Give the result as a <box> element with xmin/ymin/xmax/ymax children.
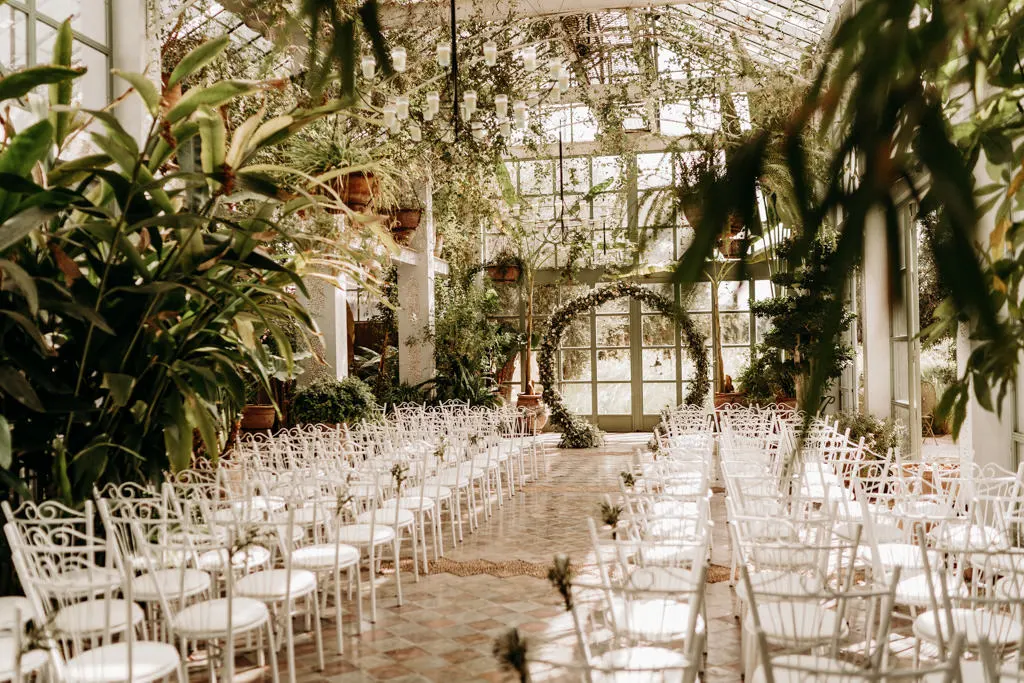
<box><xmin>226</xmin><ymin>433</ymin><xmax>743</xmax><ymax>682</ymax></box>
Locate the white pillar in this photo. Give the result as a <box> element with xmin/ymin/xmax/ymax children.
<box><xmin>110</xmin><ymin>0</ymin><xmax>159</xmax><ymax>143</ymax></box>
<box><xmin>300</xmin><ymin>271</ymin><xmax>349</xmax><ymax>384</ymax></box>
<box><xmin>958</xmin><ymin>155</ymin><xmax>1012</xmax><ymax>469</ymax></box>
<box><xmin>862</xmin><ymin>206</ymin><xmax>891</xmax><ymax>420</ymax></box>
<box><xmin>397</xmin><ymin>177</ymin><xmax>437</xmax><ymax>385</ymax></box>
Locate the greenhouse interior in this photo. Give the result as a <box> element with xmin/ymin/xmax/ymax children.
<box><xmin>1</xmin><ymin>0</ymin><xmax>1023</xmax><ymax>680</ymax></box>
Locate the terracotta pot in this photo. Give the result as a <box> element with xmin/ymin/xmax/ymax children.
<box><xmin>326</xmin><ymin>172</ymin><xmax>377</xmax><ymax>213</ymax></box>
<box><xmin>394</xmin><ymin>208</ymin><xmax>422</xmax><ymax>229</ymax></box>
<box><xmin>486</xmin><ymin>264</ymin><xmax>522</xmax><ymax>283</ymax></box>
<box><xmin>517</xmin><ymin>393</ymin><xmax>549</xmax><ymax>432</ymax></box>
<box><xmin>240</xmin><ymin>404</ymin><xmax>275</xmax><ymax>430</ymax></box>
<box><xmin>714</xmin><ymin>392</ymin><xmax>746</xmax><ymax>408</ymax></box>
<box><xmin>390</xmin><ymin>225</ymin><xmax>418</xmax><ymax>246</ymax></box>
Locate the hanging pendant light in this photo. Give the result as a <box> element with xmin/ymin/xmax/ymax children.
<box><xmin>483</xmin><ymin>39</ymin><xmax>498</xmax><ymax>66</ymax></box>
<box><xmin>557</xmin><ymin>65</ymin><xmax>570</xmax><ymax>94</ymax></box>
<box><xmin>425</xmin><ymin>91</ymin><xmax>440</xmax><ymax>120</ymax></box>
<box><xmin>460</xmin><ymin>102</ymin><xmax>471</xmax><ymax>122</ymax></box>
<box><xmin>548</xmin><ymin>58</ymin><xmax>562</xmax><ymax>81</ymax></box>
<box><xmin>391</xmin><ymin>46</ymin><xmax>407</xmax><ymax>72</ymax></box>
<box><xmin>513</xmin><ymin>99</ymin><xmax>527</xmax><ymax>128</ymax></box>
<box><xmin>462</xmin><ymin>90</ymin><xmax>477</xmax><ymax>116</ymax></box>
<box><xmin>494</xmin><ymin>94</ymin><xmax>508</xmax><ymax>119</ymax></box>
<box><xmin>471</xmin><ymin>121</ymin><xmax>485</xmax><ymax>141</ymax></box>
<box><xmin>437</xmin><ymin>42</ymin><xmax>451</xmax><ymax>67</ymax></box>
<box><xmin>396</xmin><ymin>95</ymin><xmax>410</xmax><ymax>120</ymax></box>
<box><xmin>360</xmin><ymin>54</ymin><xmax>376</xmax><ymax>80</ymax></box>
<box><xmin>523</xmin><ymin>45</ymin><xmax>537</xmax><ymax>71</ymax></box>
<box><xmin>409</xmin><ymin>123</ymin><xmax>422</xmax><ymax>142</ymax></box>
<box><xmin>383</xmin><ymin>103</ymin><xmax>397</xmax><ymax>128</ymax></box>
<box><xmin>499</xmin><ymin>119</ymin><xmax>511</xmax><ymax>137</ymax></box>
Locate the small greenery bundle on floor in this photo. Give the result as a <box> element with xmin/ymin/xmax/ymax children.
<box><xmin>292</xmin><ymin>377</ymin><xmax>378</xmax><ymax>425</ymax></box>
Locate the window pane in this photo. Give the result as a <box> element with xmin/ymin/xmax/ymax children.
<box><xmin>595</xmin><ymin>315</ymin><xmax>629</xmax><ymax>346</ymax></box>
<box><xmin>562</xmin><ymin>383</ymin><xmax>593</xmax><ymax>415</ymax></box>
<box><xmin>641</xmin><ymin>283</ymin><xmax>674</xmax><ymax>312</ymax></box>
<box><xmin>720</xmin><ymin>312</ymin><xmax>750</xmax><ymax>345</ymax></box>
<box><xmin>38</xmin><ymin>0</ymin><xmax>107</xmax><ymax>43</ymax></box>
<box><xmin>642</xmin><ymin>315</ymin><xmax>674</xmax><ymax>347</ymax></box>
<box><xmin>689</xmin><ymin>312</ymin><xmax>711</xmax><ymax>342</ymax></box>
<box><xmin>0</xmin><ymin>8</ymin><xmax>28</xmax><ymax>69</ymax></box>
<box><xmin>560</xmin><ymin>350</ymin><xmax>591</xmax><ymax>381</ymax></box>
<box><xmin>520</xmin><ymin>160</ymin><xmax>554</xmax><ymax>195</ymax></box>
<box><xmin>644</xmin><ymin>383</ymin><xmax>677</xmax><ymax>414</ymax></box>
<box><xmin>718</xmin><ymin>281</ymin><xmax>750</xmax><ymax>310</ymax></box>
<box><xmin>687</xmin><ymin>283</ymin><xmax>712</xmax><ymax>310</ymax></box>
<box><xmin>721</xmin><ymin>347</ymin><xmax>751</xmax><ymax>383</ymax></box>
<box><xmin>596</xmin><ymin>349</ymin><xmax>630</xmax><ymax>380</ymax></box>
<box><xmin>563</xmin><ymin>317</ymin><xmax>591</xmax><ymax>348</ymax></box>
<box><xmin>643</xmin><ymin>349</ymin><xmax>676</xmax><ymax>381</ymax></box>
<box><xmin>640</xmin><ymin>229</ymin><xmax>674</xmax><ymax>267</ymax></box>
<box><xmin>597</xmin><ymin>383</ymin><xmax>631</xmax><ymax>414</ymax></box>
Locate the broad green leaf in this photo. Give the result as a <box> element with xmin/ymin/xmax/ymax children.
<box><xmin>0</xmin><ymin>65</ymin><xmax>83</xmax><ymax>103</ymax></box>
<box><xmin>101</xmin><ymin>372</ymin><xmax>136</xmax><ymax>407</ymax></box>
<box><xmin>0</xmin><ymin>206</ymin><xmax>57</xmax><ymax>253</ymax></box>
<box><xmin>165</xmin><ymin>80</ymin><xmax>263</xmax><ymax>124</ymax></box>
<box><xmin>196</xmin><ymin>105</ymin><xmax>226</xmax><ymax>176</ymax></box>
<box><xmin>0</xmin><ymin>415</ymin><xmax>10</xmax><ymax>469</ymax></box>
<box><xmin>0</xmin><ymin>258</ymin><xmax>39</xmax><ymax>314</ymax></box>
<box><xmin>163</xmin><ymin>393</ymin><xmax>192</xmax><ymax>472</ymax></box>
<box><xmin>184</xmin><ymin>394</ymin><xmax>219</xmax><ymax>461</ymax></box>
<box><xmin>49</xmin><ymin>19</ymin><xmax>74</xmax><ymax>145</ymax></box>
<box><xmin>225</xmin><ymin>109</ymin><xmax>269</xmax><ymax>168</ymax></box>
<box><xmin>0</xmin><ymin>309</ymin><xmax>50</xmax><ymax>354</ymax></box>
<box><xmin>167</xmin><ymin>35</ymin><xmax>230</xmax><ymax>89</ymax></box>
<box><xmin>113</xmin><ymin>70</ymin><xmax>159</xmax><ymax>115</ymax></box>
<box><xmin>0</xmin><ymin>365</ymin><xmax>43</xmax><ymax>412</ymax></box>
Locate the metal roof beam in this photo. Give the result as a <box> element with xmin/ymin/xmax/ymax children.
<box><xmin>378</xmin><ymin>0</ymin><xmax>711</xmax><ymax>30</ymax></box>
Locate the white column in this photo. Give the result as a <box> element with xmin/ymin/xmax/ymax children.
<box><xmin>110</xmin><ymin>0</ymin><xmax>159</xmax><ymax>143</ymax></box>
<box><xmin>300</xmin><ymin>272</ymin><xmax>349</xmax><ymax>384</ymax></box>
<box><xmin>862</xmin><ymin>206</ymin><xmax>891</xmax><ymax>419</ymax></box>
<box><xmin>397</xmin><ymin>177</ymin><xmax>437</xmax><ymax>385</ymax></box>
<box><xmin>958</xmin><ymin>155</ymin><xmax>1013</xmax><ymax>469</ymax></box>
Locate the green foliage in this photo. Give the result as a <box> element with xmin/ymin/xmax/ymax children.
<box><xmin>833</xmin><ymin>411</ymin><xmax>906</xmax><ymax>457</ymax></box>
<box><xmin>0</xmin><ymin>34</ymin><xmax>360</xmax><ymax>502</ymax></box>
<box><xmin>736</xmin><ymin>347</ymin><xmax>795</xmax><ymax>406</ymax></box>
<box><xmin>917</xmin><ymin>210</ymin><xmax>953</xmax><ymax>345</ymax></box>
<box><xmin>675</xmin><ymin>0</ymin><xmax>1020</xmax><ymax>430</ymax></box>
<box><xmin>749</xmin><ymin>237</ymin><xmax>854</xmax><ymax>403</ymax></box>
<box><xmin>423</xmin><ymin>272</ymin><xmax>525</xmax><ymax>406</ymax></box>
<box><xmin>292</xmin><ymin>377</ymin><xmax>378</xmax><ymax>425</ymax></box>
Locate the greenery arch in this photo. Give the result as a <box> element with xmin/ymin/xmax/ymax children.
<box><xmin>538</xmin><ymin>281</ymin><xmax>711</xmax><ymax>448</ymax></box>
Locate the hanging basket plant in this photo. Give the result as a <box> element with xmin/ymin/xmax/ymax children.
<box><xmin>538</xmin><ymin>282</ymin><xmax>710</xmax><ymax>448</ymax></box>
<box><xmin>389</xmin><ymin>207</ymin><xmax>422</xmax><ymax>245</ymax></box>
<box><xmin>485</xmin><ymin>250</ymin><xmax>524</xmax><ymax>284</ymax></box>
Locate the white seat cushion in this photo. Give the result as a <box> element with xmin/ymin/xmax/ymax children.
<box><xmin>197</xmin><ymin>545</ymin><xmax>271</xmax><ymax>572</ymax></box>
<box><xmin>0</xmin><ymin>635</ymin><xmax>47</xmax><ymax>679</ymax></box>
<box><xmin>54</xmin><ymin>600</ymin><xmax>144</xmax><ymax>637</ymax></box>
<box><xmin>132</xmin><ymin>568</ymin><xmax>211</xmax><ymax>602</ymax></box>
<box><xmin>591</xmin><ymin>646</ymin><xmax>688</xmax><ymax>683</ymax></box>
<box><xmin>335</xmin><ymin>524</ymin><xmax>396</xmax><ymax>546</ymax></box>
<box><xmin>627</xmin><ymin>566</ymin><xmax>698</xmax><ymax>593</ymax></box>
<box><xmin>292</xmin><ymin>543</ymin><xmax>361</xmax><ymax>570</ymax></box>
<box><xmin>858</xmin><ymin>542</ymin><xmax>936</xmax><ymax>570</ymax></box>
<box><xmin>355</xmin><ymin>508</ymin><xmax>415</xmax><ymax>527</ymax></box>
<box><xmin>50</xmin><ymin>568</ymin><xmax>122</xmax><ymax>596</ymax></box>
<box><xmin>751</xmin><ymin>654</ymin><xmax>856</xmax><ymax>683</ymax></box>
<box><xmin>610</xmin><ymin>598</ymin><xmax>704</xmax><ymax>640</ymax></box>
<box><xmin>913</xmin><ymin>607</ymin><xmax>1023</xmax><ymax>647</ymax></box>
<box><xmin>171</xmin><ymin>597</ymin><xmax>269</xmax><ymax>638</ymax></box>
<box><xmin>64</xmin><ymin>641</ymin><xmax>180</xmax><ymax>683</ymax></box>
<box><xmin>894</xmin><ymin>574</ymin><xmax>967</xmax><ymax>607</ymax></box>
<box><xmin>236</xmin><ymin>568</ymin><xmax>317</xmax><ymax>600</ymax></box>
<box><xmin>735</xmin><ymin>571</ymin><xmax>821</xmax><ymax>603</ymax></box>
<box><xmin>395</xmin><ymin>496</ymin><xmax>435</xmax><ymax>512</ymax></box>
<box><xmin>751</xmin><ymin>602</ymin><xmax>849</xmax><ymax>645</ymax></box>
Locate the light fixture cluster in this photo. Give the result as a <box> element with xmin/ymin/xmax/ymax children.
<box><xmin>356</xmin><ymin>36</ymin><xmax>570</xmax><ymax>143</ymax></box>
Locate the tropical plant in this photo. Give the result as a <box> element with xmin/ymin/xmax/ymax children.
<box><xmin>0</xmin><ymin>29</ymin><xmax>374</xmax><ymax>503</ymax></box>
<box><xmin>736</xmin><ymin>345</ymin><xmax>796</xmax><ymax>406</ymax></box>
<box><xmin>673</xmin><ymin>0</ymin><xmax>1022</xmax><ymax>433</ymax></box>
<box><xmin>291</xmin><ymin>377</ymin><xmax>378</xmax><ymax>425</ymax></box>
<box><xmin>750</xmin><ymin>237</ymin><xmax>854</xmax><ymax>407</ymax></box>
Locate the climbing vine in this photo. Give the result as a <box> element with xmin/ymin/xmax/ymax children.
<box><xmin>538</xmin><ymin>282</ymin><xmax>710</xmax><ymax>448</ymax></box>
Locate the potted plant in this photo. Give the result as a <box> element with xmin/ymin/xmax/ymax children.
<box><xmin>286</xmin><ymin>126</ymin><xmax>391</xmax><ymax>214</ymax></box>
<box><xmin>388</xmin><ymin>184</ymin><xmax>423</xmax><ymax>245</ymax></box>
<box><xmin>485</xmin><ymin>249</ymin><xmax>524</xmax><ymax>284</ymax></box>
<box><xmin>241</xmin><ymin>378</ymin><xmax>277</xmax><ymax>430</ymax></box>
<box><xmin>291</xmin><ymin>377</ymin><xmax>379</xmax><ymax>427</ymax></box>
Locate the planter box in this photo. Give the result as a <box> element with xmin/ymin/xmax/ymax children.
<box><xmin>714</xmin><ymin>392</ymin><xmax>746</xmax><ymax>408</ymax></box>
<box><xmin>486</xmin><ymin>264</ymin><xmax>521</xmax><ymax>283</ymax></box>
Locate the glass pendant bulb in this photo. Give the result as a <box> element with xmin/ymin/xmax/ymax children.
<box><xmin>499</xmin><ymin>120</ymin><xmax>511</xmax><ymax>137</ymax></box>
<box><xmin>472</xmin><ymin>121</ymin><xmax>485</xmax><ymax>141</ymax></box>
<box><xmin>523</xmin><ymin>45</ymin><xmax>537</xmax><ymax>71</ymax></box>
<box><xmin>436</xmin><ymin>42</ymin><xmax>451</xmax><ymax>67</ymax></box>
<box><xmin>409</xmin><ymin>124</ymin><xmax>422</xmax><ymax>142</ymax></box>
<box><xmin>557</xmin><ymin>66</ymin><xmax>570</xmax><ymax>94</ymax></box>
<box><xmin>383</xmin><ymin>103</ymin><xmax>396</xmax><ymax>128</ymax></box>
<box><xmin>425</xmin><ymin>91</ymin><xmax>440</xmax><ymax>121</ymax></box>
<box><xmin>483</xmin><ymin>40</ymin><xmax>498</xmax><ymax>66</ymax></box>
<box><xmin>548</xmin><ymin>58</ymin><xmax>561</xmax><ymax>81</ymax></box>
<box><xmin>391</xmin><ymin>46</ymin><xmax>407</xmax><ymax>72</ymax></box>
<box><xmin>460</xmin><ymin>102</ymin><xmax>471</xmax><ymax>122</ymax></box>
<box><xmin>494</xmin><ymin>94</ymin><xmax>508</xmax><ymax>119</ymax></box>
<box><xmin>361</xmin><ymin>54</ymin><xmax>376</xmax><ymax>80</ymax></box>
<box><xmin>463</xmin><ymin>90</ymin><xmax>477</xmax><ymax>115</ymax></box>
<box><xmin>396</xmin><ymin>95</ymin><xmax>410</xmax><ymax>120</ymax></box>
